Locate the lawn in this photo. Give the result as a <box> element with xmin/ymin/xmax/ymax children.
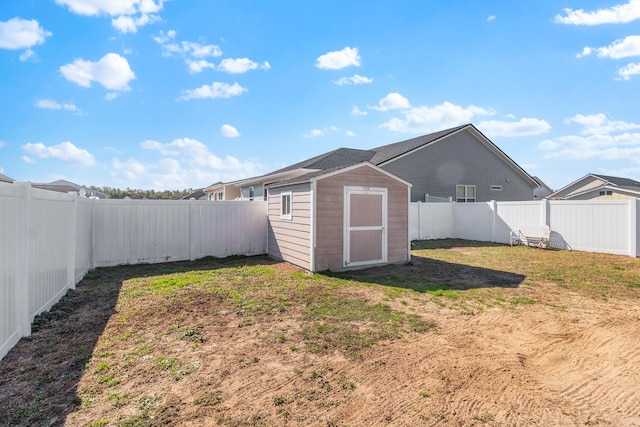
<box><xmin>1</xmin><ymin>240</ymin><xmax>639</xmax><ymax>426</ymax></box>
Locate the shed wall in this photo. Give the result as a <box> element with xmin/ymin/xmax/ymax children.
<box><xmin>267</xmin><ymin>184</ymin><xmax>312</xmax><ymax>271</ymax></box>
<box><xmin>315</xmin><ymin>166</ymin><xmax>409</xmax><ymax>271</ymax></box>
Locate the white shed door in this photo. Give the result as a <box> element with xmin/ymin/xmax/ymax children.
<box><xmin>344</xmin><ymin>187</ymin><xmax>387</xmax><ymax>268</ymax></box>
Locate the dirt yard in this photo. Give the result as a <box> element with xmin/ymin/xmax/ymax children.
<box><xmin>1</xmin><ymin>240</ymin><xmax>640</xmax><ymax>426</ymax></box>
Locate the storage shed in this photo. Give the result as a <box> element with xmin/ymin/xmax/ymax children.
<box><xmin>266</xmin><ymin>162</ymin><xmax>412</xmax><ymax>272</ymax></box>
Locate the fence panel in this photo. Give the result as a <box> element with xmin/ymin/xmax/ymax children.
<box><xmin>92</xmin><ymin>200</ymin><xmax>192</xmax><ymax>267</ymax></box>
<box><xmin>494</xmin><ymin>201</ymin><xmax>544</xmax><ymax>244</ymax></box>
<box><xmin>550</xmin><ymin>200</ymin><xmax>631</xmax><ymax>255</ymax></box>
<box><xmin>409</xmin><ymin>202</ymin><xmax>454</xmax><ymax>240</ymax></box>
<box><xmin>27</xmin><ymin>188</ymin><xmax>75</xmax><ymax>320</ymax></box>
<box><xmin>0</xmin><ymin>183</ymin><xmax>23</xmax><ymax>360</ymax></box>
<box><xmin>453</xmin><ymin>202</ymin><xmax>494</xmax><ymax>241</ymax></box>
<box><xmin>192</xmin><ymin>201</ymin><xmax>267</xmax><ymax>258</ymax></box>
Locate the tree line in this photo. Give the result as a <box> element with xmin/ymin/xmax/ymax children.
<box><xmin>90</xmin><ymin>186</ymin><xmax>197</xmax><ymax>199</ymax></box>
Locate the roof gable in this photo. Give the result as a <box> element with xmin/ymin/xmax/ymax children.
<box><xmin>0</xmin><ymin>173</ymin><xmax>14</xmax><ymax>183</ymax></box>
<box><xmin>550</xmin><ymin>173</ymin><xmax>640</xmax><ymax>199</ymax></box>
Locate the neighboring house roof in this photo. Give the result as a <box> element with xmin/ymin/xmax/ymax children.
<box><xmin>0</xmin><ymin>173</ymin><xmax>14</xmax><ymax>183</ymax></box>
<box><xmin>32</xmin><ymin>179</ymin><xmax>110</xmax><ymax>199</ymax></box>
<box><xmin>549</xmin><ymin>173</ymin><xmax>640</xmax><ymax>200</ymax></box>
<box><xmin>262</xmin><ymin>124</ymin><xmax>537</xmax><ymax>189</ymax></box>
<box><xmin>178</xmin><ymin>189</ymin><xmax>206</xmax><ymax>200</ymax></box>
<box><xmin>590</xmin><ymin>173</ymin><xmax>640</xmax><ymax>189</ymax></box>
<box><xmin>266</xmin><ymin>161</ymin><xmax>413</xmax><ymax>189</ymax></box>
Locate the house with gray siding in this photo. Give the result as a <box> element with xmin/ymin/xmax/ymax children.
<box><xmin>238</xmin><ymin>124</ymin><xmax>539</xmax><ymax>203</ymax></box>
<box><xmin>0</xmin><ymin>173</ymin><xmax>14</xmax><ymax>184</ymax></box>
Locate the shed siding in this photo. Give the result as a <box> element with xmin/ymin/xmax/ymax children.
<box><xmin>380</xmin><ymin>129</ymin><xmax>534</xmax><ymax>202</ymax></box>
<box><xmin>267</xmin><ymin>184</ymin><xmax>312</xmax><ymax>270</ymax></box>
<box><xmin>315</xmin><ymin>166</ymin><xmax>409</xmax><ymax>271</ymax></box>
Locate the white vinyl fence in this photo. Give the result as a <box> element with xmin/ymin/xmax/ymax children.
<box><xmin>410</xmin><ymin>199</ymin><xmax>640</xmax><ymax>257</ymax></box>
<box><xmin>0</xmin><ymin>182</ymin><xmax>267</xmax><ymax>360</ymax></box>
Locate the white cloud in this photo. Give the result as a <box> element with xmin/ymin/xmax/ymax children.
<box><xmin>538</xmin><ymin>133</ymin><xmax>640</xmax><ymax>161</ymax></box>
<box><xmin>187</xmin><ymin>59</ymin><xmax>215</xmax><ymax>73</ymax></box>
<box><xmin>111</xmin><ymin>137</ymin><xmax>263</xmax><ymax>189</ymax></box>
<box><xmin>487</xmin><ymin>15</ymin><xmax>496</xmax><ymax>22</ymax></box>
<box><xmin>350</xmin><ymin>106</ymin><xmax>367</xmax><ymax>116</ymax></box>
<box><xmin>21</xmin><ymin>141</ymin><xmax>96</xmax><ymax>166</ymax></box>
<box><xmin>19</xmin><ymin>49</ymin><xmax>37</xmax><ymax>62</ymax></box>
<box><xmin>55</xmin><ymin>0</ymin><xmax>163</xmax><ymax>33</ymax></box>
<box><xmin>180</xmin><ymin>82</ymin><xmax>247</xmax><ymax>100</ymax></box>
<box><xmin>0</xmin><ymin>18</ymin><xmax>51</xmax><ymax>51</ymax></box>
<box><xmin>345</xmin><ymin>130</ymin><xmax>356</xmax><ymax>137</ymax></box>
<box><xmin>316</xmin><ymin>46</ymin><xmax>361</xmax><ymax>70</ymax></box>
<box><xmin>218</xmin><ymin>58</ymin><xmax>271</xmax><ymax>74</ymax></box>
<box><xmin>36</xmin><ymin>99</ymin><xmax>82</xmax><ymax>113</ymax></box>
<box><xmin>155</xmin><ymin>31</ymin><xmax>223</xmax><ymax>73</ymax></box>
<box><xmin>554</xmin><ymin>0</ymin><xmax>640</xmax><ymax>25</ymax></box>
<box><xmin>105</xmin><ymin>92</ymin><xmax>119</xmax><ymax>100</ymax></box>
<box><xmin>111</xmin><ymin>13</ymin><xmax>159</xmax><ymax>34</ymax></box>
<box><xmin>369</xmin><ymin>92</ymin><xmax>411</xmax><ymax>112</ymax></box>
<box><xmin>303</xmin><ymin>126</ymin><xmax>340</xmax><ymax>138</ymax></box>
<box><xmin>0</xmin><ymin>141</ymin><xmax>6</xmax><ymax>148</ymax></box>
<box><xmin>618</xmin><ymin>62</ymin><xmax>640</xmax><ymax>80</ymax></box>
<box><xmin>566</xmin><ymin>113</ymin><xmax>640</xmax><ymax>135</ymax></box>
<box><xmin>220</xmin><ymin>124</ymin><xmax>240</xmax><ymax>138</ymax></box>
<box><xmin>21</xmin><ymin>155</ymin><xmax>36</xmax><ymax>164</ymax></box>
<box><xmin>380</xmin><ymin>101</ymin><xmax>495</xmax><ymax>134</ymax></box>
<box><xmin>477</xmin><ymin>117</ymin><xmax>551</xmax><ymax>137</ymax></box>
<box><xmin>333</xmin><ymin>74</ymin><xmax>374</xmax><ymax>86</ymax></box>
<box><xmin>60</xmin><ymin>53</ymin><xmax>136</xmax><ymax>91</ymax></box>
<box><xmin>579</xmin><ymin>35</ymin><xmax>640</xmax><ymax>59</ymax></box>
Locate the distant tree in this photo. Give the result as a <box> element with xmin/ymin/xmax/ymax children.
<box><xmin>90</xmin><ymin>186</ymin><xmax>195</xmax><ymax>199</ymax></box>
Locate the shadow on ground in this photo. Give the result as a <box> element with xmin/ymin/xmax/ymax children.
<box><xmin>328</xmin><ymin>253</ymin><xmax>526</xmax><ymax>292</ymax></box>
<box><xmin>0</xmin><ymin>255</ymin><xmax>272</xmax><ymax>426</ymax></box>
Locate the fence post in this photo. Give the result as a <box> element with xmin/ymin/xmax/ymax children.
<box><xmin>14</xmin><ymin>182</ymin><xmax>31</xmax><ymax>337</ymax></box>
<box><xmin>67</xmin><ymin>193</ymin><xmax>78</xmax><ymax>289</ymax></box>
<box><xmin>541</xmin><ymin>199</ymin><xmax>550</xmax><ymax>226</ymax></box>
<box><xmin>189</xmin><ymin>200</ymin><xmax>197</xmax><ymax>261</ymax></box>
<box><xmin>629</xmin><ymin>199</ymin><xmax>637</xmax><ymax>257</ymax></box>
<box><xmin>490</xmin><ymin>200</ymin><xmax>497</xmax><ymax>242</ymax></box>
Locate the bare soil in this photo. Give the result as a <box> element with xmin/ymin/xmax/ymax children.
<box><xmin>1</xmin><ymin>242</ymin><xmax>640</xmax><ymax>426</ymax></box>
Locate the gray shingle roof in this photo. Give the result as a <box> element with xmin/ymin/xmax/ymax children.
<box><xmin>369</xmin><ymin>124</ymin><xmax>469</xmax><ymax>165</ymax></box>
<box><xmin>592</xmin><ymin>174</ymin><xmax>640</xmax><ymax>189</ymax></box>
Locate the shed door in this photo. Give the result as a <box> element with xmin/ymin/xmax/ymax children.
<box><xmin>344</xmin><ymin>187</ymin><xmax>387</xmax><ymax>268</ymax></box>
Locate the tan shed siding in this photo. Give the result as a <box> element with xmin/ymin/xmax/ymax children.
<box><xmin>267</xmin><ymin>184</ymin><xmax>312</xmax><ymax>270</ymax></box>
<box><xmin>315</xmin><ymin>166</ymin><xmax>409</xmax><ymax>271</ymax></box>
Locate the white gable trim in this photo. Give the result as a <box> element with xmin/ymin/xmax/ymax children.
<box><xmin>311</xmin><ymin>162</ymin><xmax>413</xmax><ymax>187</ymax></box>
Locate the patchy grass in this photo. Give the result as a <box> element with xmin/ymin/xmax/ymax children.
<box><xmin>0</xmin><ymin>242</ymin><xmax>639</xmax><ymax>425</ymax></box>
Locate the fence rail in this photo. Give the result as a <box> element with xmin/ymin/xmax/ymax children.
<box><xmin>0</xmin><ymin>182</ymin><xmax>267</xmax><ymax>360</ymax></box>
<box><xmin>410</xmin><ymin>199</ymin><xmax>640</xmax><ymax>257</ymax></box>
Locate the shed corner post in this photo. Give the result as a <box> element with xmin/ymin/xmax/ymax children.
<box><xmin>15</xmin><ymin>182</ymin><xmax>32</xmax><ymax>337</ymax></box>
<box><xmin>310</xmin><ymin>182</ymin><xmax>317</xmax><ymax>272</ymax></box>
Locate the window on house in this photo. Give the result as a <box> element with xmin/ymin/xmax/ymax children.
<box><xmin>491</xmin><ymin>185</ymin><xmax>502</xmax><ymax>191</ymax></box>
<box><xmin>280</xmin><ymin>192</ymin><xmax>292</xmax><ymax>220</ymax></box>
<box><xmin>249</xmin><ymin>186</ymin><xmax>254</xmax><ymax>201</ymax></box>
<box><xmin>456</xmin><ymin>185</ymin><xmax>476</xmax><ymax>202</ymax></box>
<box><xmin>216</xmin><ymin>191</ymin><xmax>223</xmax><ymax>200</ymax></box>
<box><xmin>599</xmin><ymin>190</ymin><xmax>613</xmax><ymax>196</ymax></box>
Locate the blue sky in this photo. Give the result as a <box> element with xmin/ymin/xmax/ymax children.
<box><xmin>1</xmin><ymin>0</ymin><xmax>639</xmax><ymax>191</ymax></box>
